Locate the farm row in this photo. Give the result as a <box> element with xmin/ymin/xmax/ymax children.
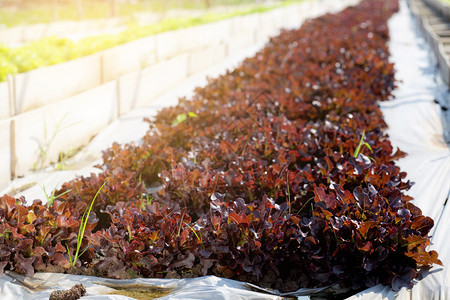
<box><xmin>0</xmin><ymin>0</ymin><xmax>441</xmax><ymax>297</ymax></box>
<box><xmin>0</xmin><ymin>0</ymin><xmax>356</xmax><ymax>189</ymax></box>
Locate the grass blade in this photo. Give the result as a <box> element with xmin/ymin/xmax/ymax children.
<box><xmin>71</xmin><ymin>180</ymin><xmax>108</xmax><ymax>267</ymax></box>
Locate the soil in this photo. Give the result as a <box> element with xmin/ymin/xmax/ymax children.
<box><xmin>49</xmin><ymin>283</ymin><xmax>86</xmax><ymax>300</ymax></box>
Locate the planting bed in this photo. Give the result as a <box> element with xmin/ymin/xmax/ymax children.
<box><xmin>0</xmin><ymin>0</ymin><xmax>442</xmax><ymax>298</ymax></box>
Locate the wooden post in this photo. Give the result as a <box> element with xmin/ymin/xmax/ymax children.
<box><xmin>109</xmin><ymin>0</ymin><xmax>118</xmax><ymax>17</ymax></box>
<box><xmin>76</xmin><ymin>0</ymin><xmax>84</xmax><ymax>20</ymax></box>
<box><xmin>52</xmin><ymin>0</ymin><xmax>59</xmax><ymax>21</ymax></box>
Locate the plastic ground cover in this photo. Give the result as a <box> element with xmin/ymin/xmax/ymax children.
<box><xmin>349</xmin><ymin>0</ymin><xmax>450</xmax><ymax>299</ymax></box>
<box><xmin>0</xmin><ymin>0</ymin><xmax>449</xmax><ymax>299</ymax></box>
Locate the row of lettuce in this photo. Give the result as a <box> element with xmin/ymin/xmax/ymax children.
<box><xmin>0</xmin><ymin>0</ymin><xmax>300</xmax><ymax>82</ymax></box>
<box><xmin>0</xmin><ymin>0</ymin><xmax>441</xmax><ymax>296</ymax></box>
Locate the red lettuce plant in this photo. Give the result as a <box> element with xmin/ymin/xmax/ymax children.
<box><xmin>0</xmin><ymin>0</ymin><xmax>441</xmax><ymax>296</ymax></box>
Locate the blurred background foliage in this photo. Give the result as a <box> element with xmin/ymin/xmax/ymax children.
<box><xmin>0</xmin><ymin>0</ymin><xmax>275</xmax><ymax>27</ymax></box>
<box><xmin>0</xmin><ymin>0</ymin><xmax>296</xmax><ymax>81</ymax></box>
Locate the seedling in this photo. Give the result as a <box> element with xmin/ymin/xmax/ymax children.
<box><xmin>42</xmin><ymin>185</ymin><xmax>72</xmax><ymax>207</ymax></box>
<box><xmin>353</xmin><ymin>130</ymin><xmax>373</xmax><ymax>158</ymax></box>
<box><xmin>55</xmin><ymin>147</ymin><xmax>80</xmax><ymax>170</ymax></box>
<box><xmin>287</xmin><ymin>173</ymin><xmax>291</xmax><ymax>215</ymax></box>
<box><xmin>184</xmin><ymin>222</ymin><xmax>203</xmax><ymax>249</ymax></box>
<box><xmin>138</xmin><ymin>175</ymin><xmax>153</xmax><ymax>206</ymax></box>
<box><xmin>176</xmin><ymin>211</ymin><xmax>185</xmax><ymax>237</ymax></box>
<box><xmin>143</xmin><ymin>193</ymin><xmax>153</xmax><ymax>206</ymax></box>
<box><xmin>171</xmin><ymin>112</ymin><xmax>198</xmax><ymax>127</ymax></box>
<box><xmin>34</xmin><ymin>114</ymin><xmax>68</xmax><ymax>171</ymax></box>
<box><xmin>67</xmin><ymin>180</ymin><xmax>107</xmax><ymax>267</ymax></box>
<box><xmin>34</xmin><ymin>113</ymin><xmax>79</xmax><ymax>171</ymax></box>
<box><xmin>298</xmin><ymin>196</ymin><xmax>314</xmax><ymax>214</ymax></box>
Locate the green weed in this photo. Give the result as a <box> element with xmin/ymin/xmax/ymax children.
<box><xmin>42</xmin><ymin>185</ymin><xmax>72</xmax><ymax>207</ymax></box>
<box><xmin>67</xmin><ymin>180</ymin><xmax>107</xmax><ymax>267</ymax></box>
<box><xmin>172</xmin><ymin>112</ymin><xmax>198</xmax><ymax>127</ymax></box>
<box><xmin>287</xmin><ymin>172</ymin><xmax>291</xmax><ymax>215</ymax></box>
<box><xmin>353</xmin><ymin>130</ymin><xmax>373</xmax><ymax>158</ymax></box>
<box><xmin>184</xmin><ymin>222</ymin><xmax>203</xmax><ymax>249</ymax></box>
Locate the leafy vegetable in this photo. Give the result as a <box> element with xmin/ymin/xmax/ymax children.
<box><xmin>0</xmin><ymin>0</ymin><xmax>440</xmax><ymax>296</ymax></box>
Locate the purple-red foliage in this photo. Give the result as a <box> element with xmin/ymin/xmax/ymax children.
<box><xmin>0</xmin><ymin>0</ymin><xmax>441</xmax><ymax>295</ymax></box>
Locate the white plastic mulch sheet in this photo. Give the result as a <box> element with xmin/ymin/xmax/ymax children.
<box><xmin>0</xmin><ymin>272</ymin><xmax>287</xmax><ymax>300</ymax></box>
<box><xmin>349</xmin><ymin>0</ymin><xmax>450</xmax><ymax>299</ymax></box>
<box><xmin>1</xmin><ymin>1</ymin><xmax>449</xmax><ymax>300</ymax></box>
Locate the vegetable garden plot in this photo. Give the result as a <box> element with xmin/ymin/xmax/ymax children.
<box><xmin>0</xmin><ymin>0</ymin><xmax>443</xmax><ymax>298</ymax></box>
<box><xmin>0</xmin><ymin>1</ymin><xmax>300</xmax><ymax>83</ymax></box>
